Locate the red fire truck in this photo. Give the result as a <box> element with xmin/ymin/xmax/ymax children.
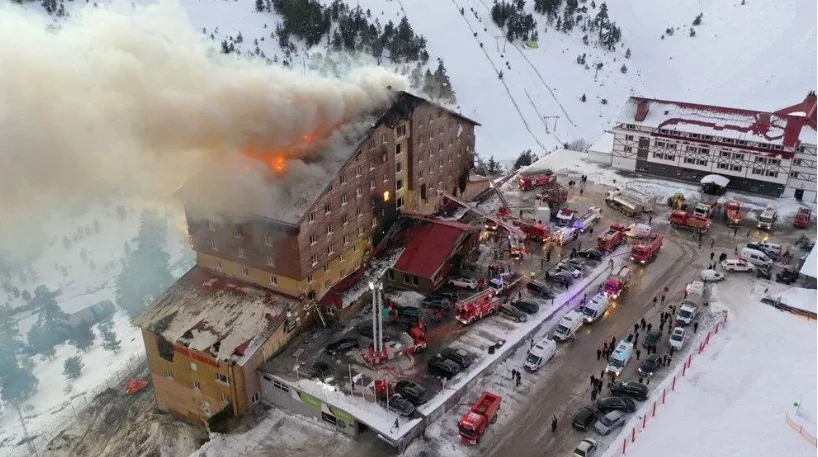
<box><xmin>455</xmin><ymin>290</ymin><xmax>503</xmax><ymax>325</ymax></box>
<box><xmin>519</xmin><ymin>170</ymin><xmax>556</xmax><ymax>191</ymax></box>
<box><xmin>515</xmin><ymin>220</ymin><xmax>551</xmax><ymax>242</ymax></box>
<box><xmin>630</xmin><ymin>234</ymin><xmax>663</xmax><ymax>264</ymax></box>
<box><xmin>604</xmin><ymin>264</ymin><xmax>632</xmax><ymax>299</ymax></box>
<box><xmin>363</xmin><ymin>323</ymin><xmax>427</xmax><ymax>366</ymax></box>
<box><xmin>794</xmin><ymin>207</ymin><xmax>812</xmax><ymax>229</ymax></box>
<box><xmin>724</xmin><ymin>200</ymin><xmax>744</xmax><ymax>227</ymax></box>
<box><xmin>596</xmin><ymin>224</ymin><xmax>626</xmax><ymax>252</ymax></box>
<box><xmin>693</xmin><ymin>201</ymin><xmax>719</xmax><ymax>219</ymax></box>
<box><xmin>668</xmin><ymin>210</ymin><xmax>712</xmax><ymax>233</ymax></box>
<box><xmin>458</xmin><ymin>392</ymin><xmax>502</xmax><ymax>444</ymax></box>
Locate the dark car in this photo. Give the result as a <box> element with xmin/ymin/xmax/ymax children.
<box><xmin>596</xmin><ymin>396</ymin><xmax>636</xmax><ymax>414</ymax></box>
<box><xmin>610</xmin><ymin>381</ymin><xmax>649</xmax><ymax>402</ymax></box>
<box><xmin>384</xmin><ymin>394</ymin><xmax>415</xmax><ymax>416</ymax></box>
<box><xmin>440</xmin><ymin>348</ymin><xmax>473</xmax><ymax>370</ymax></box>
<box><xmin>756</xmin><ymin>267</ymin><xmax>772</xmax><ymax>280</ymax></box>
<box><xmin>776</xmin><ymin>268</ymin><xmax>799</xmax><ymax>285</ymax></box>
<box><xmin>572</xmin><ymin>406</ymin><xmax>598</xmax><ymax>431</ymax></box>
<box><xmin>428</xmin><ymin>355</ymin><xmax>461</xmax><ymax>380</ymax></box>
<box><xmin>642</xmin><ymin>329</ymin><xmax>663</xmax><ymax>348</ymax></box>
<box><xmin>424</xmin><ymin>292</ymin><xmax>456</xmax><ymax>306</ymax></box>
<box><xmin>395</xmin><ymin>380</ymin><xmax>429</xmax><ymax>406</ymax></box>
<box><xmin>578</xmin><ymin>249</ymin><xmax>605</xmax><ymax>261</ymax></box>
<box><xmin>527</xmin><ymin>280</ymin><xmax>555</xmax><ymax>299</ymax></box>
<box><xmin>325</xmin><ymin>337</ymin><xmax>359</xmax><ymax>355</ymax></box>
<box><xmin>638</xmin><ymin>354</ymin><xmax>662</xmax><ymax>377</ymax></box>
<box><xmin>511</xmin><ymin>299</ymin><xmax>541</xmax><ymax>315</ymax></box>
<box><xmin>422</xmin><ymin>299</ymin><xmax>451</xmax><ymax>311</ymax></box>
<box><xmin>357</xmin><ymin>324</ymin><xmax>396</xmax><ymax>340</ymax></box>
<box><xmin>545</xmin><ymin>270</ymin><xmax>572</xmax><ymax>286</ymax></box>
<box><xmin>395</xmin><ymin>305</ymin><xmax>424</xmax><ymax>320</ymax></box>
<box><xmin>309</xmin><ymin>361</ymin><xmax>334</xmax><ymax>382</ymax></box>
<box><xmin>499</xmin><ymin>303</ymin><xmax>528</xmax><ymax>323</ymax></box>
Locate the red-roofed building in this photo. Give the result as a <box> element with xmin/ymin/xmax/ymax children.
<box><xmin>611</xmin><ymin>92</ymin><xmax>816</xmax><ymax>201</ymax></box>
<box><xmin>386</xmin><ymin>217</ymin><xmax>481</xmax><ymax>293</ymax></box>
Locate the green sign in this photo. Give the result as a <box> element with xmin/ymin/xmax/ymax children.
<box><xmin>298</xmin><ymin>392</ymin><xmax>323</xmax><ymax>411</ymax></box>
<box><xmin>329</xmin><ymin>405</ymin><xmax>355</xmax><ymax>424</ymax></box>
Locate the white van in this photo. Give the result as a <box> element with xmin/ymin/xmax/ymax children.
<box><xmin>605</xmin><ymin>340</ymin><xmax>634</xmax><ymax>377</ymax></box>
<box><xmin>740</xmin><ymin>247</ymin><xmax>773</xmax><ymax>269</ymax></box>
<box><xmin>581</xmin><ymin>294</ymin><xmax>611</xmax><ymax>323</ymax></box>
<box><xmin>553</xmin><ymin>310</ymin><xmax>584</xmax><ymax>342</ymax></box>
<box><xmin>675</xmin><ymin>304</ymin><xmax>698</xmax><ymax>326</ymax></box>
<box><xmin>523</xmin><ymin>338</ymin><xmax>557</xmax><ymax>372</ymax></box>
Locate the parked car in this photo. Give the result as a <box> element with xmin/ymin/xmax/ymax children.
<box><xmin>428</xmin><ymin>355</ymin><xmax>460</xmax><ymax>379</ymax></box>
<box><xmin>565</xmin><ymin>258</ymin><xmax>587</xmax><ymax>271</ymax></box>
<box><xmin>385</xmin><ymin>394</ymin><xmax>415</xmax><ymax>416</ymax></box>
<box><xmin>511</xmin><ymin>299</ymin><xmax>540</xmax><ymax>315</ymax></box>
<box><xmin>449</xmin><ymin>277</ymin><xmax>478</xmax><ymax>290</ymax></box>
<box><xmin>594</xmin><ymin>410</ymin><xmax>626</xmax><ymax>436</ymax></box>
<box><xmin>527</xmin><ymin>280</ymin><xmax>555</xmax><ymax>298</ymax></box>
<box><xmin>721</xmin><ymin>258</ymin><xmax>755</xmax><ymax>272</ymax></box>
<box><xmin>555</xmin><ymin>262</ymin><xmax>582</xmax><ymax>278</ymax></box>
<box><xmin>638</xmin><ymin>354</ymin><xmax>662</xmax><ymax>377</ymax></box>
<box><xmin>395</xmin><ymin>305</ymin><xmax>424</xmax><ymax>321</ymax></box>
<box><xmin>669</xmin><ymin>327</ymin><xmax>686</xmax><ymax>350</ymax></box>
<box><xmin>572</xmin><ymin>406</ymin><xmax>599</xmax><ymax>431</ymax></box>
<box><xmin>756</xmin><ymin>267</ymin><xmax>772</xmax><ymax>280</ymax></box>
<box><xmin>310</xmin><ymin>361</ymin><xmax>334</xmax><ymax>383</ymax></box>
<box><xmin>676</xmin><ymin>304</ymin><xmax>698</xmax><ymax>326</ymax></box>
<box><xmin>777</xmin><ymin>268</ymin><xmax>800</xmax><ymax>284</ymax></box>
<box><xmin>395</xmin><ymin>380</ymin><xmax>429</xmax><ymax>406</ymax></box>
<box><xmin>577</xmin><ymin>249</ymin><xmax>605</xmax><ymax>262</ymax></box>
<box><xmin>747</xmin><ymin>241</ymin><xmax>781</xmax><ymax>260</ymax></box>
<box><xmin>573</xmin><ymin>438</ymin><xmax>598</xmax><ymax>457</ymax></box>
<box><xmin>499</xmin><ymin>303</ymin><xmax>528</xmax><ymax>323</ymax></box>
<box><xmin>422</xmin><ymin>299</ymin><xmax>450</xmax><ymax>311</ymax></box>
<box><xmin>423</xmin><ymin>292</ymin><xmax>455</xmax><ymax>307</ymax></box>
<box><xmin>596</xmin><ymin>396</ymin><xmax>636</xmax><ymax>413</ymax></box>
<box><xmin>545</xmin><ymin>270</ymin><xmax>573</xmax><ymax>286</ymax></box>
<box><xmin>643</xmin><ymin>329</ymin><xmax>663</xmax><ymax>349</ymax></box>
<box><xmin>700</xmin><ymin>269</ymin><xmax>725</xmax><ymax>282</ymax></box>
<box><xmin>325</xmin><ymin>338</ymin><xmax>359</xmax><ymax>356</ymax></box>
<box><xmin>609</xmin><ymin>381</ymin><xmax>649</xmax><ymax>402</ymax></box>
<box><xmin>440</xmin><ymin>348</ymin><xmax>473</xmax><ymax>370</ymax></box>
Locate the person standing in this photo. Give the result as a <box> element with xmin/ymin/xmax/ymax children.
<box><xmin>633</xmin><ymin>323</ymin><xmax>639</xmax><ymax>334</ymax></box>
<box><xmin>710</xmin><ymin>252</ymin><xmax>715</xmax><ymax>261</ymax></box>
<box><xmin>693</xmin><ymin>322</ymin><xmax>699</xmax><ymax>333</ymax></box>
<box><xmin>653</xmin><ymin>296</ymin><xmax>658</xmax><ymax>306</ymax></box>
<box><xmin>591</xmin><ymin>388</ymin><xmax>598</xmax><ymax>401</ymax></box>
<box><xmin>640</xmin><ymin>317</ymin><xmax>647</xmax><ymax>330</ymax></box>
<box><xmin>661</xmin><ymin>294</ymin><xmax>666</xmax><ymax>305</ymax></box>
<box><xmin>710</xmin><ymin>239</ymin><xmax>715</xmax><ymax>248</ymax></box>
<box><xmin>551</xmin><ymin>415</ymin><xmax>558</xmax><ymax>432</ymax></box>
<box><xmin>635</xmin><ymin>349</ymin><xmax>641</xmax><ymax>361</ymax></box>
<box><xmin>590</xmin><ymin>375</ymin><xmax>597</xmax><ymax>387</ymax></box>
<box><xmin>596</xmin><ymin>348</ymin><xmax>602</xmax><ymax>360</ymax></box>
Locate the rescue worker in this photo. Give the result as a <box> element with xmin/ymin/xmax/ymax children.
<box><xmin>551</xmin><ymin>416</ymin><xmax>558</xmax><ymax>432</ymax></box>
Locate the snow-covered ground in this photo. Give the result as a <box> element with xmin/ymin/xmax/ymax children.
<box><xmin>611</xmin><ymin>277</ymin><xmax>817</xmax><ymax>457</ymax></box>
<box><xmin>0</xmin><ymin>200</ymin><xmax>193</xmax><ymax>457</ymax></box>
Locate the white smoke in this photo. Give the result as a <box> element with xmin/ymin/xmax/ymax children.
<box><xmin>0</xmin><ymin>0</ymin><xmax>408</xmax><ymax>257</ymax></box>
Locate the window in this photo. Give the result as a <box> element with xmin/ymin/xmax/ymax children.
<box><xmin>397</xmin><ymin>179</ymin><xmax>404</xmax><ymax>190</ymax></box>
<box><xmin>341</xmin><ymin>194</ymin><xmax>348</xmax><ymax>205</ymax></box>
<box><xmin>381</xmin><ymin>152</ymin><xmax>388</xmax><ymax>163</ymax></box>
<box><xmin>309</xmin><ymin>234</ymin><xmax>318</xmax><ymax>245</ymax></box>
<box><xmin>624</xmin><ymin>146</ymin><xmax>633</xmax><ymax>153</ymax></box>
<box><xmin>214</xmin><ymin>259</ymin><xmax>222</xmax><ymax>270</ymax></box>
<box><xmin>358</xmin><ymin>226</ymin><xmax>364</xmax><ymax>236</ymax></box>
<box><xmin>732</xmin><ymin>153</ymin><xmax>744</xmax><ymax>159</ymax></box>
<box><xmin>397</xmin><ymin>197</ymin><xmax>404</xmax><ymax>209</ymax></box>
<box><xmin>307</xmin><ymin>274</ymin><xmax>314</xmax><ymax>283</ymax></box>
<box><xmin>252</xmin><ymin>392</ymin><xmax>260</xmax><ymax>404</ymax></box>
<box><xmin>237</xmin><ymin>247</ymin><xmax>246</xmax><ymax>258</ymax></box>
<box><xmin>383</xmin><ymin>173</ymin><xmax>388</xmax><ymax>183</ymax></box>
<box><xmin>327</xmin><ymin>244</ymin><xmax>334</xmax><ymax>255</ymax></box>
<box><xmin>625</xmin><ymin>135</ymin><xmax>634</xmax><ymax>141</ymax></box>
<box><xmin>717</xmin><ymin>163</ymin><xmax>729</xmax><ymax>170</ymax></box>
<box><xmin>395</xmin><ymin>143</ymin><xmax>403</xmax><ymax>156</ymax></box>
<box><xmin>765</xmin><ymin>170</ymin><xmax>778</xmax><ymax>178</ymax></box>
<box><xmin>240</xmin><ymin>266</ymin><xmax>249</xmax><ymax>276</ymax></box>
<box><xmin>752</xmin><ymin>168</ymin><xmax>763</xmax><ymax>175</ymax></box>
<box><xmin>190</xmin><ymin>361</ymin><xmax>198</xmax><ymax>372</ymax></box>
<box><xmin>383</xmin><ymin>190</ymin><xmax>390</xmax><ymax>202</ymax></box>
<box><xmin>326</xmin><ymin>224</ymin><xmax>333</xmax><ymax>235</ymax></box>
<box><xmin>790</xmin><ymin>171</ymin><xmax>799</xmax><ymax>178</ymax></box>
<box><xmin>730</xmin><ymin>165</ymin><xmax>742</xmax><ymax>172</ymax></box>
<box><xmin>381</xmin><ymin>133</ymin><xmax>387</xmax><ymax>144</ymax></box>
<box><xmin>418</xmin><ymin>170</ymin><xmax>424</xmax><ymax>179</ymax></box>
<box><xmin>419</xmin><ymin>151</ymin><xmax>425</xmax><ymax>162</ymax></box>
<box><xmin>323</xmin><ymin>264</ymin><xmax>330</xmax><ymax>272</ymax></box>
<box><xmin>684</xmin><ymin>157</ymin><xmax>696</xmax><ymax>164</ymax></box>
<box><xmin>343</xmin><ymin>215</ymin><xmax>349</xmax><ymax>225</ymax></box>
<box><xmin>273</xmin><ymin>380</ymin><xmax>290</xmax><ymax>392</ymax></box>
<box><xmin>263</xmin><ymin>234</ymin><xmax>272</xmax><ymax>246</ymax></box>
<box><xmin>221</xmin><ymin>393</ymin><xmax>229</xmax><ymax>402</ymax></box>
<box><xmin>339</xmin><ymin>253</ymin><xmax>345</xmax><ymax>263</ymax></box>
<box><xmin>324</xmin><ymin>203</ymin><xmax>331</xmax><ymax>214</ymax></box>
<box><xmin>266</xmin><ymin>255</ymin><xmax>275</xmax><ymax>267</ymax></box>
<box><xmin>308</xmin><ymin>211</ymin><xmax>315</xmax><ymax>223</ymax></box>
<box><xmin>340</xmin><ymin>173</ymin><xmax>347</xmax><ymax>185</ymax></box>
<box><xmin>370</xmin><ymin>179</ymin><xmax>376</xmax><ymax>190</ymax></box>
<box><xmin>372</xmin><ymin>217</ymin><xmax>377</xmax><ymax>228</ymax></box>
<box><xmin>429</xmin><ymin>130</ymin><xmax>433</xmax><ymax>140</ymax></box>
<box><xmin>311</xmin><ymin>255</ymin><xmax>319</xmax><ymax>266</ymax></box>
<box><xmin>369</xmin><ymin>159</ymin><xmax>375</xmax><ymax>170</ymax></box>
<box><xmin>234</xmin><ymin>226</ymin><xmax>243</xmax><ymax>238</ymax></box>
<box><xmin>343</xmin><ymin>234</ymin><xmax>350</xmax><ymax>244</ymax></box>
<box><xmin>270</xmin><ymin>275</ymin><xmax>278</xmax><ymax>286</ymax></box>
<box><xmin>193</xmin><ymin>380</ymin><xmax>201</xmax><ymax>390</ymax></box>
<box><xmin>438</xmin><ymin>143</ymin><xmax>444</xmax><ymax>152</ymax></box>
<box><xmin>210</xmin><ymin>240</ymin><xmax>218</xmax><ymax>251</ymax></box>
<box><xmin>165</xmin><ymin>369</ymin><xmax>173</xmax><ymax>379</ymax></box>
<box><xmin>205</xmin><ymin>220</ymin><xmax>215</xmax><ymax>231</ymax></box>
<box><xmin>356</xmin><ymin>187</ymin><xmax>363</xmax><ymax>198</ymax></box>
<box><xmin>697</xmin><ymin>158</ymin><xmax>708</xmax><ymax>166</ymax></box>
<box><xmin>794</xmin><ymin>159</ymin><xmax>803</xmax><ymax>166</ymax></box>
<box><xmin>396</xmin><ymin>162</ymin><xmax>403</xmax><ymax>173</ymax></box>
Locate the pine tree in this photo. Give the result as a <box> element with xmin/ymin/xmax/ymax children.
<box><xmin>433</xmin><ymin>60</ymin><xmax>456</xmax><ymax>104</ymax></box>
<box><xmin>514</xmin><ymin>149</ymin><xmax>536</xmax><ymax>169</ymax></box>
<box><xmin>100</xmin><ymin>319</ymin><xmax>121</xmax><ymax>354</ymax></box>
<box><xmin>692</xmin><ymin>13</ymin><xmax>703</xmax><ymax>26</ymax></box>
<box><xmin>625</xmin><ymin>48</ymin><xmax>631</xmax><ymax>59</ymax></box>
<box><xmin>63</xmin><ymin>356</ymin><xmax>83</xmax><ymax>380</ymax></box>
<box><xmin>27</xmin><ymin>286</ymin><xmax>71</xmax><ymax>356</ymax></box>
<box><xmin>620</xmin><ymin>64</ymin><xmax>628</xmax><ymax>73</ymax></box>
<box><xmin>0</xmin><ymin>367</ymin><xmax>38</xmax><ymax>405</ymax></box>
<box><xmin>689</xmin><ymin>27</ymin><xmax>696</xmax><ymax>37</ymax></box>
<box><xmin>255</xmin><ymin>0</ymin><xmax>264</xmax><ymax>12</ymax></box>
<box><xmin>580</xmin><ymin>94</ymin><xmax>587</xmax><ymax>102</ymax></box>
<box><xmin>69</xmin><ymin>321</ymin><xmax>95</xmax><ymax>352</ymax></box>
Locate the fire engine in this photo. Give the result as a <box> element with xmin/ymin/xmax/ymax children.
<box><xmin>604</xmin><ymin>264</ymin><xmax>631</xmax><ymax>299</ymax></box>
<box><xmin>514</xmin><ymin>220</ymin><xmax>550</xmax><ymax>242</ymax></box>
<box><xmin>458</xmin><ymin>392</ymin><xmax>502</xmax><ymax>444</ymax></box>
<box><xmin>596</xmin><ymin>224</ymin><xmax>625</xmax><ymax>252</ymax></box>
<box><xmin>794</xmin><ymin>207</ymin><xmax>812</xmax><ymax>229</ymax></box>
<box><xmin>693</xmin><ymin>201</ymin><xmax>719</xmax><ymax>219</ymax></box>
<box><xmin>724</xmin><ymin>200</ymin><xmax>744</xmax><ymax>227</ymax></box>
<box><xmin>573</xmin><ymin>206</ymin><xmax>602</xmax><ymax>232</ymax></box>
<box><xmin>556</xmin><ymin>208</ymin><xmax>577</xmax><ymax>227</ymax></box>
<box><xmin>363</xmin><ymin>283</ymin><xmax>427</xmax><ymax>366</ymax></box>
<box><xmin>455</xmin><ymin>289</ymin><xmax>503</xmax><ymax>325</ymax></box>
<box><xmin>519</xmin><ymin>170</ymin><xmax>556</xmax><ymax>191</ymax></box>
<box><xmin>630</xmin><ymin>234</ymin><xmax>663</xmax><ymax>264</ymax></box>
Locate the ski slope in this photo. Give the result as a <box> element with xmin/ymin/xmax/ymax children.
<box><xmin>616</xmin><ymin>277</ymin><xmax>817</xmax><ymax>457</ymax></box>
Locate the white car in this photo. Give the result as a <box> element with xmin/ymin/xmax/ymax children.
<box><xmin>556</xmin><ymin>262</ymin><xmax>582</xmax><ymax>278</ymax></box>
<box><xmin>669</xmin><ymin>327</ymin><xmax>686</xmax><ymax>350</ymax></box>
<box><xmin>573</xmin><ymin>438</ymin><xmax>598</xmax><ymax>457</ymax></box>
<box><xmin>700</xmin><ymin>269</ymin><xmax>725</xmax><ymax>282</ymax></box>
<box><xmin>448</xmin><ymin>277</ymin><xmax>478</xmax><ymax>289</ymax></box>
<box><xmin>721</xmin><ymin>258</ymin><xmax>755</xmax><ymax>272</ymax></box>
<box><xmin>755</xmin><ymin>241</ymin><xmax>782</xmax><ymax>257</ymax></box>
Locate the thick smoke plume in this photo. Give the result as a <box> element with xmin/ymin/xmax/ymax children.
<box><xmin>0</xmin><ymin>0</ymin><xmax>408</xmax><ymax>254</ymax></box>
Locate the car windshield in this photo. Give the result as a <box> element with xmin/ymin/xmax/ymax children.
<box><xmin>671</xmin><ymin>333</ymin><xmax>682</xmax><ymax>341</ymax></box>
<box><xmin>608</xmin><ymin>358</ymin><xmax>623</xmax><ymax>368</ymax></box>
<box><xmin>679</xmin><ymin>310</ymin><xmax>692</xmax><ymax>318</ymax></box>
<box><xmin>600</xmin><ymin>415</ymin><xmax>615</xmax><ymax>426</ymax></box>
<box><xmin>582</xmin><ymin>306</ymin><xmax>595</xmax><ymax>317</ymax></box>
<box><xmin>759</xmin><ymin>216</ymin><xmax>773</xmax><ymax>223</ymax></box>
<box><xmin>526</xmin><ymin>353</ymin><xmax>541</xmax><ymax>365</ymax></box>
<box><xmin>575</xmin><ymin>449</ymin><xmax>586</xmax><ymax>457</ymax></box>
<box><xmin>556</xmin><ymin>325</ymin><xmax>569</xmax><ymax>334</ymax></box>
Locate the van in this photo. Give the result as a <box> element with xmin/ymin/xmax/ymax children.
<box><xmin>553</xmin><ymin>310</ymin><xmax>584</xmax><ymax>342</ymax></box>
<box><xmin>580</xmin><ymin>294</ymin><xmax>611</xmax><ymax>323</ymax></box>
<box><xmin>605</xmin><ymin>340</ymin><xmax>634</xmax><ymax>377</ymax></box>
<box><xmin>747</xmin><ymin>242</ymin><xmax>781</xmax><ymax>260</ymax></box>
<box><xmin>523</xmin><ymin>338</ymin><xmax>557</xmax><ymax>372</ymax></box>
<box><xmin>740</xmin><ymin>247</ymin><xmax>773</xmax><ymax>269</ymax></box>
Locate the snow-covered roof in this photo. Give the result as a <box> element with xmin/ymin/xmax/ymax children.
<box><xmin>799</xmin><ymin>124</ymin><xmax>817</xmax><ymax>145</ymax></box>
<box><xmin>700</xmin><ymin>174</ymin><xmax>730</xmax><ymax>187</ymax></box>
<box><xmin>133</xmin><ymin>267</ymin><xmax>299</xmax><ymax>365</ymax></box>
<box><xmin>800</xmin><ymin>244</ymin><xmax>816</xmax><ymax>279</ymax></box>
<box><xmin>619</xmin><ymin>97</ymin><xmax>791</xmax><ymax>146</ymax></box>
<box><xmin>589</xmin><ymin>132</ymin><xmax>614</xmax><ymax>154</ymax></box>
